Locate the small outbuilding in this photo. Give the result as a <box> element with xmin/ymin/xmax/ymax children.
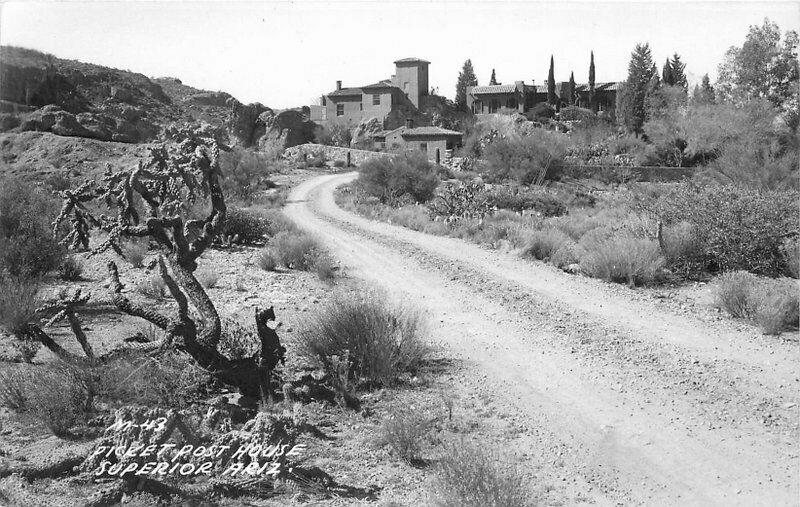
<box><xmin>372</xmin><ymin>119</ymin><xmax>462</xmax><ymax>164</ymax></box>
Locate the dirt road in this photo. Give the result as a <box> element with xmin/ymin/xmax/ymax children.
<box><xmin>285</xmin><ymin>172</ymin><xmax>800</xmax><ymax>506</ymax></box>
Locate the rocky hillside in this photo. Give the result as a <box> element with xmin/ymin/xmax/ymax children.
<box><xmin>0</xmin><ymin>46</ymin><xmax>316</xmax><ymax>149</ymax></box>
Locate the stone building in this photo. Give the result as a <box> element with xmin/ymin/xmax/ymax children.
<box><xmin>309</xmin><ymin>58</ymin><xmax>430</xmax><ymax>128</ymax></box>
<box><xmin>466</xmin><ymin>80</ymin><xmax>619</xmax><ymax>115</ymax></box>
<box><xmin>371</xmin><ymin>119</ymin><xmax>462</xmax><ymax>164</ymax></box>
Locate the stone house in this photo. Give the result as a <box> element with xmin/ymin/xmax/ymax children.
<box><xmin>467</xmin><ymin>80</ymin><xmax>619</xmax><ymax>115</ymax></box>
<box><xmin>371</xmin><ymin>119</ymin><xmax>462</xmax><ymax>164</ymax></box>
<box><xmin>310</xmin><ymin>58</ymin><xmax>430</xmax><ymax>128</ymax></box>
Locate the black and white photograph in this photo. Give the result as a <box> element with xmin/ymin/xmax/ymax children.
<box><xmin>0</xmin><ymin>1</ymin><xmax>797</xmax><ymax>505</ymax></box>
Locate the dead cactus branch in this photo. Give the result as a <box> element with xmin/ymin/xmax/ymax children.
<box><xmin>50</xmin><ymin>125</ymin><xmax>285</xmax><ymax>402</ymax></box>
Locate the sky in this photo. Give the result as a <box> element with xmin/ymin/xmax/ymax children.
<box><xmin>1</xmin><ymin>1</ymin><xmax>798</xmax><ymax>108</ymax></box>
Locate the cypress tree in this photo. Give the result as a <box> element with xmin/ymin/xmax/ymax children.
<box><xmin>669</xmin><ymin>53</ymin><xmax>688</xmax><ymax>90</ymax></box>
<box><xmin>455</xmin><ymin>59</ymin><xmax>479</xmax><ymax>111</ymax></box>
<box><xmin>588</xmin><ymin>51</ymin><xmax>596</xmax><ymax>111</ymax></box>
<box><xmin>489</xmin><ymin>69</ymin><xmax>498</xmax><ymax>85</ymax></box>
<box><xmin>568</xmin><ymin>72</ymin><xmax>576</xmax><ymax>105</ymax></box>
<box><xmin>547</xmin><ymin>55</ymin><xmax>556</xmax><ymax>106</ymax></box>
<box><xmin>618</xmin><ymin>43</ymin><xmax>656</xmax><ymax>135</ymax></box>
<box><xmin>662</xmin><ymin>59</ymin><xmax>675</xmax><ymax>86</ymax></box>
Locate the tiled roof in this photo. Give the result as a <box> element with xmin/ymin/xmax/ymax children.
<box><xmin>394</xmin><ymin>57</ymin><xmax>430</xmax><ymax>64</ymax></box>
<box><xmin>328</xmin><ymin>87</ymin><xmax>362</xmax><ymax>97</ymax></box>
<box><xmin>362</xmin><ymin>80</ymin><xmax>399</xmax><ymax>89</ymax></box>
<box><xmin>471</xmin><ymin>84</ymin><xmax>518</xmax><ymax>94</ymax></box>
<box><xmin>596</xmin><ymin>82</ymin><xmax>620</xmax><ymax>91</ymax></box>
<box><xmin>402</xmin><ymin>126</ymin><xmax>462</xmax><ymax>137</ymax></box>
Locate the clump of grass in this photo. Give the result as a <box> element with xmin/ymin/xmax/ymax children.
<box><xmin>121</xmin><ymin>239</ymin><xmax>148</xmax><ymax>268</ymax></box>
<box><xmin>58</xmin><ymin>255</ymin><xmax>84</xmax><ymax>281</ymax></box>
<box><xmin>0</xmin><ymin>367</ymin><xmax>30</xmax><ymax>410</ymax></box>
<box><xmin>579</xmin><ymin>236</ymin><xmax>665</xmax><ymax>286</ymax></box>
<box><xmin>296</xmin><ymin>291</ymin><xmax>429</xmax><ymax>387</ymax></box>
<box><xmin>520</xmin><ymin>228</ymin><xmax>572</xmax><ymax>261</ymax></box>
<box><xmin>136</xmin><ymin>274</ymin><xmax>167</xmax><ymax>299</ymax></box>
<box><xmin>379</xmin><ymin>404</ymin><xmax>433</xmax><ymax>463</ymax></box>
<box><xmin>267</xmin><ymin>230</ymin><xmax>337</xmax><ymax>281</ymax></box>
<box><xmin>715</xmin><ymin>271</ymin><xmax>799</xmax><ymax>335</ymax></box>
<box><xmin>196</xmin><ymin>269</ymin><xmax>220</xmax><ymax>289</ymax></box>
<box><xmin>550</xmin><ymin>241</ymin><xmax>581</xmax><ymax>270</ymax></box>
<box><xmin>258</xmin><ymin>249</ymin><xmax>279</xmax><ymax>271</ymax></box>
<box><xmin>2</xmin><ymin>364</ymin><xmax>93</xmax><ymax>436</ymax></box>
<box><xmin>0</xmin><ymin>275</ymin><xmax>41</xmax><ymax>363</ymax></box>
<box><xmin>430</xmin><ymin>441</ymin><xmax>531</xmax><ymax>507</ymax></box>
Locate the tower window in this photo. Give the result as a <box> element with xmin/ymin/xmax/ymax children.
<box><xmin>336</xmin><ymin>104</ymin><xmax>344</xmax><ymax>116</ymax></box>
<box><xmin>372</xmin><ymin>94</ymin><xmax>380</xmax><ymax>105</ymax></box>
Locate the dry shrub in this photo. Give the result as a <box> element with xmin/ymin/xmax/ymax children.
<box><xmin>220</xmin><ymin>207</ymin><xmax>295</xmax><ymax>245</ymax></box>
<box><xmin>311</xmin><ymin>250</ymin><xmax>337</xmax><ymax>282</ymax></box>
<box><xmin>0</xmin><ymin>275</ymin><xmax>40</xmax><ymax>362</ymax></box>
<box><xmin>2</xmin><ymin>364</ymin><xmax>93</xmax><ymax>436</ymax></box>
<box><xmin>196</xmin><ymin>269</ymin><xmax>220</xmax><ymax>289</ymax></box>
<box><xmin>94</xmin><ymin>351</ymin><xmax>211</xmax><ymax>408</ymax></box>
<box><xmin>0</xmin><ymin>367</ymin><xmax>29</xmax><ymax>410</ymax></box>
<box><xmin>296</xmin><ymin>291</ymin><xmax>429</xmax><ymax>387</ymax></box>
<box><xmin>715</xmin><ymin>272</ymin><xmax>799</xmax><ymax>335</ymax></box>
<box><xmin>258</xmin><ymin>249</ymin><xmax>278</xmax><ymax>272</ymax></box>
<box><xmin>121</xmin><ymin>239</ymin><xmax>148</xmax><ymax>268</ymax></box>
<box><xmin>660</xmin><ymin>221</ymin><xmax>706</xmax><ymax>279</ymax></box>
<box><xmin>431</xmin><ymin>441</ymin><xmax>531</xmax><ymax>507</ymax></box>
<box><xmin>58</xmin><ymin>255</ymin><xmax>84</xmax><ymax>281</ymax></box>
<box><xmin>580</xmin><ymin>236</ymin><xmax>665</xmax><ymax>286</ymax></box>
<box><xmin>219</xmin><ymin>317</ymin><xmax>260</xmax><ymax>360</ymax></box>
<box><xmin>780</xmin><ymin>238</ymin><xmax>799</xmax><ymax>279</ymax></box>
<box><xmin>379</xmin><ymin>404</ymin><xmax>433</xmax><ymax>463</ymax></box>
<box><xmin>136</xmin><ymin>274</ymin><xmax>167</xmax><ymax>299</ymax></box>
<box><xmin>520</xmin><ymin>228</ymin><xmax>572</xmax><ymax>261</ymax></box>
<box><xmin>551</xmin><ymin>241</ymin><xmax>582</xmax><ymax>269</ymax></box>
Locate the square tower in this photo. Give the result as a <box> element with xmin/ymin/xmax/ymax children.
<box><xmin>392</xmin><ymin>58</ymin><xmax>429</xmax><ymax>108</ymax></box>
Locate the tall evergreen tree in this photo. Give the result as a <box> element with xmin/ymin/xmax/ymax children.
<box><xmin>568</xmin><ymin>72</ymin><xmax>576</xmax><ymax>105</ymax></box>
<box><xmin>455</xmin><ymin>59</ymin><xmax>478</xmax><ymax>111</ymax></box>
<box><xmin>618</xmin><ymin>43</ymin><xmax>656</xmax><ymax>135</ymax></box>
<box><xmin>669</xmin><ymin>53</ymin><xmax>688</xmax><ymax>90</ymax></box>
<box><xmin>692</xmin><ymin>73</ymin><xmax>716</xmax><ymax>104</ymax></box>
<box><xmin>588</xmin><ymin>51</ymin><xmax>596</xmax><ymax>111</ymax></box>
<box><xmin>489</xmin><ymin>68</ymin><xmax>498</xmax><ymax>85</ymax></box>
<box><xmin>662</xmin><ymin>58</ymin><xmax>675</xmax><ymax>86</ymax></box>
<box><xmin>547</xmin><ymin>55</ymin><xmax>557</xmax><ymax>106</ymax></box>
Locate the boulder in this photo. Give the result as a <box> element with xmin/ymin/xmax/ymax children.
<box><xmin>185</xmin><ymin>91</ymin><xmax>234</xmax><ymax>107</ymax></box>
<box><xmin>350</xmin><ymin>117</ymin><xmax>383</xmax><ymax>148</ymax></box>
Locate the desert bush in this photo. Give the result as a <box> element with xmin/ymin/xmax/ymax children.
<box><xmin>219</xmin><ymin>147</ymin><xmax>277</xmax><ymax>205</ymax></box>
<box><xmin>580</xmin><ymin>236</ymin><xmax>665</xmax><ymax>286</ymax></box>
<box><xmin>315</xmin><ymin>123</ymin><xmax>352</xmax><ymax>147</ymax></box>
<box><xmin>296</xmin><ymin>292</ymin><xmax>429</xmax><ymax>386</ymax></box>
<box><xmin>94</xmin><ymin>351</ymin><xmax>211</xmax><ymax>408</ymax></box>
<box><xmin>121</xmin><ymin>239</ymin><xmax>148</xmax><ymax>268</ymax></box>
<box><xmin>481</xmin><ymin>130</ymin><xmax>566</xmax><ymax>185</ymax></box>
<box><xmin>0</xmin><ymin>367</ymin><xmax>29</xmax><ymax>410</ymax></box>
<box><xmin>428</xmin><ymin>180</ymin><xmax>490</xmax><ymax>221</ymax></box>
<box><xmin>43</xmin><ymin>172</ymin><xmax>72</xmax><ymax>192</ymax></box>
<box><xmin>659</xmin><ymin>221</ymin><xmax>707</xmax><ymax>279</ymax></box>
<box><xmin>258</xmin><ymin>249</ymin><xmax>278</xmax><ymax>271</ymax></box>
<box><xmin>310</xmin><ymin>250</ymin><xmax>337</xmax><ymax>282</ymax></box>
<box><xmin>715</xmin><ymin>272</ymin><xmax>799</xmax><ymax>334</ymax></box>
<box><xmin>219</xmin><ymin>317</ymin><xmax>260</xmax><ymax>361</ymax></box>
<box><xmin>379</xmin><ymin>404</ymin><xmax>433</xmax><ymax>463</ymax></box>
<box><xmin>26</xmin><ymin>364</ymin><xmax>92</xmax><ymax>436</ymax></box>
<box><xmin>220</xmin><ymin>207</ymin><xmax>294</xmax><ymax>245</ymax></box>
<box><xmin>648</xmin><ymin>183</ymin><xmax>799</xmax><ymax>276</ymax></box>
<box><xmin>0</xmin><ymin>275</ymin><xmax>40</xmax><ymax>362</ymax></box>
<box><xmin>560</xmin><ymin>106</ymin><xmax>597</xmax><ymax>123</ymax></box>
<box><xmin>387</xmin><ymin>205</ymin><xmax>432</xmax><ymax>231</ymax></box>
<box><xmin>0</xmin><ymin>177</ymin><xmax>65</xmax><ymax>276</ymax></box>
<box><xmin>58</xmin><ymin>255</ymin><xmax>84</xmax><ymax>281</ymax></box>
<box><xmin>358</xmin><ymin>152</ymin><xmax>440</xmax><ymax>204</ymax></box>
<box><xmin>484</xmin><ymin>185</ymin><xmax>567</xmax><ymax>217</ymax></box>
<box><xmin>268</xmin><ymin>230</ymin><xmax>323</xmax><ymax>270</ymax></box>
<box><xmin>551</xmin><ymin>241</ymin><xmax>582</xmax><ymax>269</ymax></box>
<box><xmin>529</xmin><ymin>102</ymin><xmax>555</xmax><ymax>119</ymax></box>
<box><xmin>136</xmin><ymin>274</ymin><xmax>167</xmax><ymax>299</ymax></box>
<box><xmin>196</xmin><ymin>269</ymin><xmax>219</xmax><ymax>288</ymax></box>
<box><xmin>520</xmin><ymin>228</ymin><xmax>572</xmax><ymax>261</ymax></box>
<box><xmin>780</xmin><ymin>238</ymin><xmax>799</xmax><ymax>279</ymax></box>
<box><xmin>431</xmin><ymin>441</ymin><xmax>530</xmax><ymax>507</ymax></box>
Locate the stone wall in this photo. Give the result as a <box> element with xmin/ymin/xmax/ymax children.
<box><xmin>283</xmin><ymin>143</ymin><xmax>389</xmax><ymax>167</ymax></box>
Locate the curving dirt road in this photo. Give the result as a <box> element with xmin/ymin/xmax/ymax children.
<box><xmin>285</xmin><ymin>172</ymin><xmax>800</xmax><ymax>506</ymax></box>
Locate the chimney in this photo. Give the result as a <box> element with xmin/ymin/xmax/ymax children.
<box><xmin>405</xmin><ymin>118</ymin><xmax>414</xmax><ymax>129</ymax></box>
<box><xmin>336</xmin><ymin>80</ymin><xmax>342</xmax><ymax>91</ymax></box>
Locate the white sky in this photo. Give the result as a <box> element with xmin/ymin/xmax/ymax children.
<box><xmin>1</xmin><ymin>1</ymin><xmax>798</xmax><ymax>108</ymax></box>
